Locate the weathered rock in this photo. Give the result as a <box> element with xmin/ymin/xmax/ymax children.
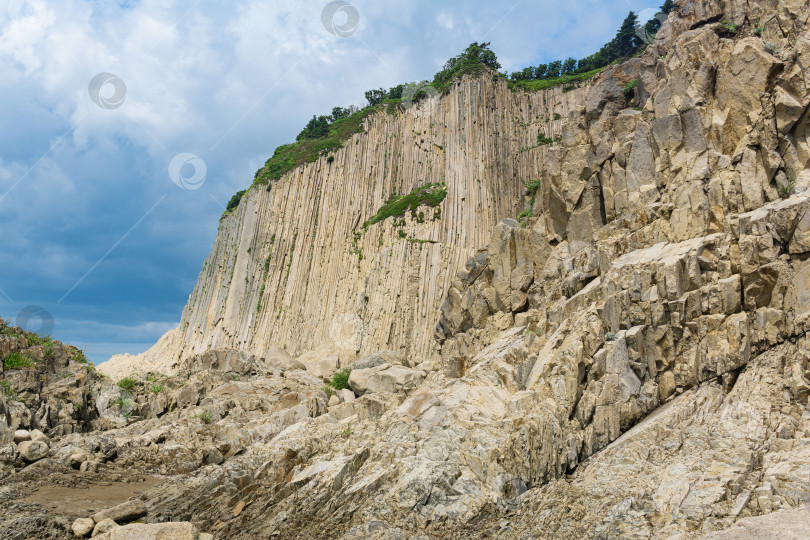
<box><xmin>93</xmin><ymin>522</ymin><xmax>199</xmax><ymax>540</ymax></box>
<box><xmin>701</xmin><ymin>506</ymin><xmax>810</xmax><ymax>539</ymax></box>
<box><xmin>72</xmin><ymin>517</ymin><xmax>95</xmax><ymax>538</ymax></box>
<box><xmin>0</xmin><ymin>444</ymin><xmax>17</xmax><ymax>464</ymax></box>
<box><xmin>68</xmin><ymin>449</ymin><xmax>91</xmax><ymax>469</ymax></box>
<box><xmin>348</xmin><ymin>365</ymin><xmax>425</xmax><ymax>396</ymax></box>
<box><xmin>13</xmin><ymin>429</ymin><xmax>30</xmax><ymax>443</ymax></box>
<box><xmin>350</xmin><ymin>350</ymin><xmax>405</xmax><ymax>370</ymax></box>
<box><xmin>17</xmin><ymin>440</ymin><xmax>48</xmax><ymax>463</ymax></box>
<box><xmin>92</xmin><ymin>519</ymin><xmax>119</xmax><ymax>537</ymax></box>
<box><xmin>264</xmin><ymin>347</ymin><xmax>304</xmax><ymax>371</ymax></box>
<box><xmin>300</xmin><ymin>351</ymin><xmax>340</xmax><ymax>381</ymax></box>
<box><xmin>91</xmin><ymin>499</ymin><xmax>147</xmax><ymax>525</ymax></box>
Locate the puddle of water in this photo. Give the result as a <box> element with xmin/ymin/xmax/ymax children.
<box><xmin>24</xmin><ymin>476</ymin><xmax>162</xmax><ymax>517</ymax></box>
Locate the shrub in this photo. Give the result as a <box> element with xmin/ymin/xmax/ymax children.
<box><xmin>149</xmin><ymin>383</ymin><xmax>164</xmax><ymax>394</ymax></box>
<box><xmin>523</xmin><ymin>179</ymin><xmax>542</xmax><ymax>202</ymax></box>
<box><xmin>72</xmin><ymin>349</ymin><xmax>89</xmax><ymax>364</ymax></box>
<box><xmin>194</xmin><ymin>410</ymin><xmax>213</xmax><ymax>424</ymax></box>
<box><xmin>518</xmin><ymin>208</ymin><xmax>533</xmax><ymax>227</ymax></box>
<box><xmin>254</xmin><ymin>107</ymin><xmax>377</xmax><ymax>184</ymax></box>
<box><xmin>362</xmin><ymin>183</ymin><xmax>447</xmax><ymax>231</ymax></box>
<box><xmin>4</xmin><ymin>352</ymin><xmax>34</xmax><ymax>370</ymax></box>
<box><xmin>753</xmin><ymin>24</ymin><xmax>764</xmax><ymax>36</ymax></box>
<box><xmin>624</xmin><ymin>78</ymin><xmax>639</xmax><ymax>95</ymax></box>
<box><xmin>42</xmin><ymin>342</ymin><xmax>55</xmax><ymax>360</ymax></box>
<box><xmin>432</xmin><ymin>42</ymin><xmax>501</xmax><ymax>93</ymax></box>
<box><xmin>780</xmin><ymin>174</ymin><xmax>796</xmax><ymax>199</ymax></box>
<box><xmin>331</xmin><ymin>369</ymin><xmax>351</xmax><ymax>390</ymax></box>
<box><xmin>117</xmin><ymin>376</ymin><xmax>138</xmax><ymax>392</ymax></box>
<box><xmin>605</xmin><ymin>332</ymin><xmax>618</xmax><ymax>342</ymax></box>
<box><xmin>223</xmin><ymin>190</ymin><xmax>246</xmax><ymax>217</ymax></box>
<box><xmin>0</xmin><ymin>380</ymin><xmax>17</xmax><ymax>400</ymax></box>
<box><xmin>537</xmin><ymin>134</ymin><xmax>554</xmax><ymax>145</ymax></box>
<box><xmin>763</xmin><ymin>42</ymin><xmax>779</xmax><ymax>55</ymax></box>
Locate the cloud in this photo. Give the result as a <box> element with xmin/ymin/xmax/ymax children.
<box><xmin>0</xmin><ymin>0</ymin><xmax>636</xmax><ymax>362</ymax></box>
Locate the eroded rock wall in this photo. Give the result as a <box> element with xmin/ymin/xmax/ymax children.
<box><xmin>105</xmin><ymin>75</ymin><xmax>594</xmax><ymax>374</ymax></box>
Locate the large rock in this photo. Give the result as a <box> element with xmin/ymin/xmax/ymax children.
<box><xmin>348</xmin><ymin>364</ymin><xmax>425</xmax><ymax>396</ymax></box>
<box><xmin>91</xmin><ymin>499</ymin><xmax>147</xmax><ymax>525</ymax></box>
<box><xmin>349</xmin><ymin>350</ymin><xmax>405</xmax><ymax>370</ymax></box>
<box><xmin>300</xmin><ymin>352</ymin><xmax>340</xmax><ymax>381</ymax></box>
<box><xmin>702</xmin><ymin>507</ymin><xmax>810</xmax><ymax>539</ymax></box>
<box><xmin>92</xmin><ymin>519</ymin><xmax>119</xmax><ymax>537</ymax></box>
<box><xmin>72</xmin><ymin>517</ymin><xmax>95</xmax><ymax>538</ymax></box>
<box><xmin>93</xmin><ymin>522</ymin><xmax>200</xmax><ymax>540</ymax></box>
<box><xmin>17</xmin><ymin>440</ymin><xmax>48</xmax><ymax>463</ymax></box>
<box><xmin>263</xmin><ymin>347</ymin><xmax>304</xmax><ymax>371</ymax></box>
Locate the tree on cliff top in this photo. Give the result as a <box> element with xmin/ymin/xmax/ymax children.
<box><xmin>432</xmin><ymin>42</ymin><xmax>501</xmax><ymax>92</ymax></box>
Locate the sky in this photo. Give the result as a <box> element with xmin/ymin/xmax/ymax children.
<box><xmin>0</xmin><ymin>0</ymin><xmax>659</xmax><ymax>363</ymax></box>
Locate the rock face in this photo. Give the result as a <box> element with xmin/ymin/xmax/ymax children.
<box><xmin>7</xmin><ymin>0</ymin><xmax>810</xmax><ymax>538</ymax></box>
<box><xmin>101</xmin><ymin>69</ymin><xmax>592</xmax><ymax>374</ymax></box>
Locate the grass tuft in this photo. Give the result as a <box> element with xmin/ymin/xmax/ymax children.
<box><xmin>330</xmin><ymin>369</ymin><xmax>351</xmax><ymax>390</ymax></box>
<box><xmin>117</xmin><ymin>376</ymin><xmax>138</xmax><ymax>392</ymax></box>
<box><xmin>3</xmin><ymin>352</ymin><xmax>35</xmax><ymax>370</ymax></box>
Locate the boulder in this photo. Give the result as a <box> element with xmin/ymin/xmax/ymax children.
<box><xmin>72</xmin><ymin>517</ymin><xmax>95</xmax><ymax>538</ymax></box>
<box><xmin>17</xmin><ymin>440</ymin><xmax>49</xmax><ymax>463</ymax></box>
<box><xmin>68</xmin><ymin>449</ymin><xmax>91</xmax><ymax>470</ymax></box>
<box><xmin>348</xmin><ymin>365</ymin><xmax>425</xmax><ymax>396</ymax></box>
<box><xmin>93</xmin><ymin>522</ymin><xmax>200</xmax><ymax>540</ymax></box>
<box><xmin>302</xmin><ymin>354</ymin><xmax>340</xmax><ymax>381</ymax></box>
<box><xmin>0</xmin><ymin>444</ymin><xmax>17</xmax><ymax>464</ymax></box>
<box><xmin>349</xmin><ymin>350</ymin><xmax>405</xmax><ymax>370</ymax></box>
<box><xmin>92</xmin><ymin>519</ymin><xmax>119</xmax><ymax>537</ymax></box>
<box><xmin>91</xmin><ymin>499</ymin><xmax>148</xmax><ymax>525</ymax></box>
<box><xmin>13</xmin><ymin>429</ymin><xmax>30</xmax><ymax>444</ymax></box>
<box><xmin>29</xmin><ymin>429</ymin><xmax>48</xmax><ymax>443</ymax></box>
<box><xmin>264</xmin><ymin>347</ymin><xmax>304</xmax><ymax>371</ymax></box>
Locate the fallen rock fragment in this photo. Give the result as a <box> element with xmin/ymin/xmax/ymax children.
<box><xmin>72</xmin><ymin>517</ymin><xmax>95</xmax><ymax>538</ymax></box>
<box><xmin>17</xmin><ymin>440</ymin><xmax>48</xmax><ymax>463</ymax></box>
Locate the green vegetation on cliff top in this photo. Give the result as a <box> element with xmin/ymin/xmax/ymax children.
<box><xmin>223</xmin><ymin>5</ymin><xmax>672</xmax><ymax>214</ymax></box>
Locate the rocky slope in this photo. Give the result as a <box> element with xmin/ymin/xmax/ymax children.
<box><xmin>6</xmin><ymin>0</ymin><xmax>810</xmax><ymax>538</ymax></box>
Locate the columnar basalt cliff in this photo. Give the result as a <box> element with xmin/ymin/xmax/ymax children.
<box><xmin>7</xmin><ymin>0</ymin><xmax>810</xmax><ymax>538</ymax></box>
<box><xmin>103</xmin><ymin>70</ymin><xmax>601</xmax><ymax>374</ymax></box>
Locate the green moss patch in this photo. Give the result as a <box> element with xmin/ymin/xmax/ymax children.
<box><xmin>363</xmin><ymin>183</ymin><xmax>447</xmax><ymax>231</ymax></box>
